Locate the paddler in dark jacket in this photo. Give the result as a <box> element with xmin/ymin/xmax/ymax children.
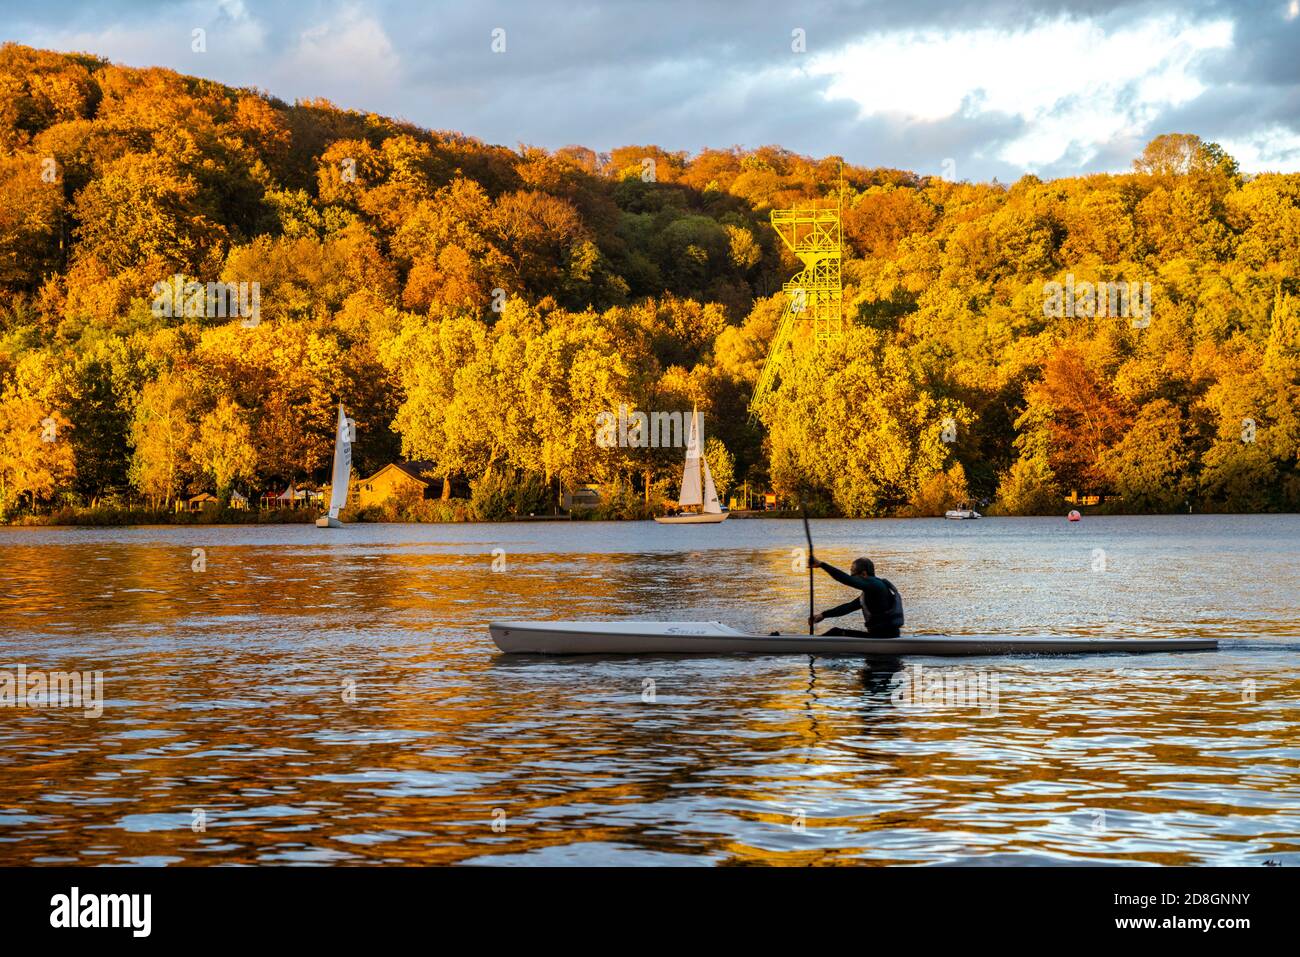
<box><xmin>808</xmin><ymin>557</ymin><xmax>904</xmax><ymax>638</ymax></box>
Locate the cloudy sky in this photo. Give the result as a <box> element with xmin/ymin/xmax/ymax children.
<box><xmin>4</xmin><ymin>0</ymin><xmax>1300</xmax><ymax>179</ymax></box>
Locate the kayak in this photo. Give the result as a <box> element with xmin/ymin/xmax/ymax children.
<box><xmin>488</xmin><ymin>620</ymin><xmax>1218</xmax><ymax>656</ymax></box>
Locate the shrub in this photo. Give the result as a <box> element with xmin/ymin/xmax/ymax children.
<box><xmin>990</xmin><ymin>453</ymin><xmax>1062</xmax><ymax>516</ymax></box>
<box><xmin>471</xmin><ymin>469</ymin><xmax>550</xmax><ymax>520</ymax></box>
<box><xmin>512</xmin><ymin>472</ymin><xmax>552</xmax><ymax>516</ymax></box>
<box><xmin>470</xmin><ymin>470</ymin><xmax>515</xmax><ymax>521</ymax></box>
<box><xmin>592</xmin><ymin>479</ymin><xmax>654</xmax><ymax>520</ymax></box>
<box><xmin>902</xmin><ymin>463</ymin><xmax>970</xmax><ymax>517</ymax></box>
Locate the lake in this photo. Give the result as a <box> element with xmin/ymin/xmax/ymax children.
<box><xmin>0</xmin><ymin>514</ymin><xmax>1297</xmax><ymax>865</ymax></box>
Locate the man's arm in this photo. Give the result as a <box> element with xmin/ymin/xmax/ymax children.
<box><xmin>819</xmin><ymin>598</ymin><xmax>863</xmax><ymax>619</ymax></box>
<box><xmin>814</xmin><ymin>561</ymin><xmax>872</xmax><ymax>591</ymax></box>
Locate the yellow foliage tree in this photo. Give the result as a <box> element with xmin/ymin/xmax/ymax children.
<box><xmin>190</xmin><ymin>397</ymin><xmax>256</xmax><ymax>498</ymax></box>
<box><xmin>0</xmin><ymin>393</ymin><xmax>75</xmax><ymax>513</ymax></box>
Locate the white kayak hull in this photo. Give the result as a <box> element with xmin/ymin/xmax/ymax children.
<box><xmin>653</xmin><ymin>512</ymin><xmax>729</xmax><ymax>524</ymax></box>
<box><xmin>489</xmin><ymin>621</ymin><xmax>1217</xmax><ymax>656</ymax></box>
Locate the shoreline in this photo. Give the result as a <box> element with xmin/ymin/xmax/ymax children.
<box><xmin>2</xmin><ymin>508</ymin><xmax>1293</xmax><ymax>528</ymax></box>
<box><xmin>1</xmin><ymin>510</ymin><xmax>796</xmax><ymax>527</ymax></box>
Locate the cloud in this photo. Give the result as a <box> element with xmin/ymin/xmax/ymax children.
<box><xmin>1217</xmin><ymin>125</ymin><xmax>1300</xmax><ymax>169</ymax></box>
<box><xmin>804</xmin><ymin>14</ymin><xmax>1235</xmax><ymax>174</ymax></box>
<box><xmin>274</xmin><ymin>6</ymin><xmax>401</xmax><ymax>103</ymax></box>
<box><xmin>3</xmin><ymin>0</ymin><xmax>1298</xmax><ymax>178</ymax></box>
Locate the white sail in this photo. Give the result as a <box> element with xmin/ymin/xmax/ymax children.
<box><xmin>677</xmin><ymin>407</ymin><xmax>702</xmax><ymax>506</ymax></box>
<box><xmin>327</xmin><ymin>403</ymin><xmax>352</xmax><ymax>519</ymax></box>
<box><xmin>701</xmin><ymin>454</ymin><xmax>722</xmax><ymax>514</ymax></box>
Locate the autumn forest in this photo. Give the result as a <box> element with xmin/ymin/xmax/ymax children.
<box><xmin>1</xmin><ymin>43</ymin><xmax>1298</xmax><ymax>521</ymax></box>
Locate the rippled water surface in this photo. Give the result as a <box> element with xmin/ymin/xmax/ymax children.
<box><xmin>1</xmin><ymin>514</ymin><xmax>1297</xmax><ymax>865</ymax></box>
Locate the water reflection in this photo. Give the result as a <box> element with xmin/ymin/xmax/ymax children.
<box><xmin>0</xmin><ymin>515</ymin><xmax>1297</xmax><ymax>865</ymax></box>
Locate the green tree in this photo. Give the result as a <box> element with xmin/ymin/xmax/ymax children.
<box><xmin>66</xmin><ymin>352</ymin><xmax>131</xmax><ymax>501</ymax></box>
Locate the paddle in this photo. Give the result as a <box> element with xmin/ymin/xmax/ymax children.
<box><xmin>799</xmin><ymin>497</ymin><xmax>814</xmax><ymax>634</ymax></box>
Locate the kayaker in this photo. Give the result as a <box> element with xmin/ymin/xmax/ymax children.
<box><xmin>808</xmin><ymin>557</ymin><xmax>904</xmax><ymax>638</ymax></box>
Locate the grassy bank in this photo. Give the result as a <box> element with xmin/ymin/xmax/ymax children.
<box><xmin>5</xmin><ymin>506</ymin><xmax>320</xmax><ymax>526</ymax></box>
<box><xmin>4</xmin><ymin>496</ymin><xmax>659</xmax><ymax>526</ymax></box>
<box><xmin>5</xmin><ymin>499</ymin><xmax>1285</xmax><ymax>527</ymax></box>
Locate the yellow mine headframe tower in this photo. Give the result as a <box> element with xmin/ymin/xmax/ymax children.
<box><xmin>749</xmin><ymin>205</ymin><xmax>844</xmax><ymax>417</ymax></box>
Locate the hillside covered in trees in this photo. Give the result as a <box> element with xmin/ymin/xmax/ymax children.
<box><xmin>1</xmin><ymin>43</ymin><xmax>1298</xmax><ymax>520</ymax></box>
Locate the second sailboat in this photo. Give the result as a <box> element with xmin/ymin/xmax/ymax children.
<box><xmin>654</xmin><ymin>407</ymin><xmax>728</xmax><ymax>524</ymax></box>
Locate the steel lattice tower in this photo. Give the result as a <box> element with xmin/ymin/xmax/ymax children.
<box><xmin>749</xmin><ymin>206</ymin><xmax>844</xmax><ymax>416</ymax></box>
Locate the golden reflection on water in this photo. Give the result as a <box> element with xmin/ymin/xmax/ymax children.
<box><xmin>0</xmin><ymin>517</ymin><xmax>1298</xmax><ymax>865</ymax></box>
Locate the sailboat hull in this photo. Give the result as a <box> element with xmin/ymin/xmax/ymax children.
<box><xmin>315</xmin><ymin>516</ymin><xmax>344</xmax><ymax>528</ymax></box>
<box><xmin>653</xmin><ymin>511</ymin><xmax>729</xmax><ymax>524</ymax></box>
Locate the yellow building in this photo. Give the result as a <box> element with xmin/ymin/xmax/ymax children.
<box><xmin>358</xmin><ymin>462</ymin><xmax>436</xmax><ymax>508</ymax></box>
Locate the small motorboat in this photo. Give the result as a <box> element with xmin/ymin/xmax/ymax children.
<box><xmin>488</xmin><ymin>621</ymin><xmax>1218</xmax><ymax>657</ymax></box>
<box><xmin>944</xmin><ymin>505</ymin><xmax>981</xmax><ymax>520</ymax></box>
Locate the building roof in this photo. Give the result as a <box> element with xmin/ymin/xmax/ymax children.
<box><xmin>367</xmin><ymin>461</ymin><xmax>437</xmax><ymax>484</ymax></box>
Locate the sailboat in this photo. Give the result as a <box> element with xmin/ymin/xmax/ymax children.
<box><xmin>654</xmin><ymin>407</ymin><xmax>728</xmax><ymax>525</ymax></box>
<box><xmin>316</xmin><ymin>403</ymin><xmax>353</xmax><ymax>529</ymax></box>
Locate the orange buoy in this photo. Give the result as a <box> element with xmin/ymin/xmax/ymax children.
<box><xmin>1068</xmin><ymin>510</ymin><xmax>1081</xmax><ymax>522</ymax></box>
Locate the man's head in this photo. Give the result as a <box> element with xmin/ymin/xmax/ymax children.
<box><xmin>850</xmin><ymin>557</ymin><xmax>875</xmax><ymax>578</ymax></box>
